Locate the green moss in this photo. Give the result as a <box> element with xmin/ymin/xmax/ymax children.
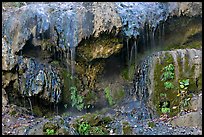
<box><xmin>162</xmin><ymin>16</ymin><xmax>202</xmax><ymax>51</ymax></box>
<box><xmin>89</xmin><ymin>126</ymin><xmax>107</xmax><ymax>135</ymax></box>
<box><xmin>113</xmin><ymin>88</ymin><xmax>125</xmax><ymax>102</ymax></box>
<box><xmin>33</xmin><ymin>105</ymin><xmax>43</xmax><ymax>117</ymax></box>
<box><xmin>50</xmin><ymin>60</ymin><xmax>60</xmax><ymax>66</ymax></box>
<box><xmin>148</xmin><ymin>121</ymin><xmax>155</xmax><ymax>128</ymax></box>
<box><xmin>60</xmin><ymin>69</ymin><xmax>72</xmax><ymax>104</ymax></box>
<box><xmin>121</xmin><ymin>64</ymin><xmax>135</xmax><ymax>81</ymax></box>
<box><xmin>77</xmin><ymin>35</ymin><xmax>123</xmax><ymax>62</ymax></box>
<box><xmin>122</xmin><ymin>122</ymin><xmax>133</xmax><ymax>135</ymax></box>
<box><xmin>72</xmin><ymin>113</ymin><xmax>113</xmax><ymax>135</ymax></box>
<box><xmin>104</xmin><ymin>86</ymin><xmax>114</xmax><ymax>106</ymax></box>
<box><xmin>101</xmin><ymin>116</ymin><xmax>112</xmax><ymax>124</ymax></box>
<box><xmin>84</xmin><ymin>90</ymin><xmax>97</xmax><ymax>106</ymax></box>
<box><xmin>153</xmin><ymin>54</ymin><xmax>180</xmax><ymax>117</ymax></box>
<box><xmin>43</xmin><ymin>122</ymin><xmax>58</xmax><ymax>134</ymax></box>
<box><xmin>153</xmin><ymin>50</ymin><xmax>202</xmax><ymax>117</ymax></box>
<box><xmin>78</xmin><ymin>113</ymin><xmax>99</xmax><ymax>126</ymax></box>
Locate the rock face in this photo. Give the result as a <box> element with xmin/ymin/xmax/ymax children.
<box><xmin>133</xmin><ymin>49</ymin><xmax>202</xmax><ymax>116</ymax></box>
<box><xmin>17</xmin><ymin>57</ymin><xmax>62</xmax><ymax>103</ymax></box>
<box><xmin>2</xmin><ymin>2</ymin><xmax>122</xmax><ymax>104</ymax></box>
<box><xmin>115</xmin><ymin>2</ymin><xmax>202</xmax><ymax>38</ymax></box>
<box><xmin>189</xmin><ymin>93</ymin><xmax>202</xmax><ymax>111</ymax></box>
<box><xmin>170</xmin><ymin>93</ymin><xmax>202</xmax><ymax>129</ymax></box>
<box><xmin>2</xmin><ymin>2</ymin><xmax>202</xmax><ymax>105</ymax></box>
<box><xmin>2</xmin><ymin>2</ymin><xmax>122</xmax><ymax>71</ymax></box>
<box><xmin>170</xmin><ymin>111</ymin><xmax>202</xmax><ymax>129</ymax></box>
<box><xmin>2</xmin><ymin>88</ymin><xmax>8</xmax><ymax>106</ymax></box>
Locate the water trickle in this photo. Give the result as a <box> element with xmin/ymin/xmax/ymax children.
<box><xmin>28</xmin><ymin>98</ymin><xmax>33</xmax><ymax>116</ymax></box>
<box><xmin>66</xmin><ymin>48</ymin><xmax>70</xmax><ymax>71</ymax></box>
<box><xmin>161</xmin><ymin>22</ymin><xmax>165</xmax><ymax>45</ymax></box>
<box><xmin>129</xmin><ymin>39</ymin><xmax>137</xmax><ymax>68</ymax></box>
<box><xmin>152</xmin><ymin>28</ymin><xmax>155</xmax><ymax>49</ymax></box>
<box><xmin>70</xmin><ymin>47</ymin><xmax>76</xmax><ymax>77</ymax></box>
<box><xmin>134</xmin><ymin>39</ymin><xmax>138</xmax><ymax>68</ymax></box>
<box><xmin>146</xmin><ymin>23</ymin><xmax>149</xmax><ymax>49</ymax></box>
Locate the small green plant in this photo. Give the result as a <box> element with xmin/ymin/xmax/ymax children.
<box><xmin>179</xmin><ymin>79</ymin><xmax>189</xmax><ymax>89</ymax></box>
<box><xmin>164</xmin><ymin>81</ymin><xmax>174</xmax><ymax>89</ymax></box>
<box><xmin>64</xmin><ymin>104</ymin><xmax>68</xmax><ymax>109</ymax></box>
<box><xmin>161</xmin><ymin>101</ymin><xmax>170</xmax><ymax>114</ymax></box>
<box><xmin>159</xmin><ymin>64</ymin><xmax>175</xmax><ymax>115</ymax></box>
<box><xmin>148</xmin><ymin>121</ymin><xmax>155</xmax><ymax>128</ymax></box>
<box><xmin>178</xmin><ymin>79</ymin><xmax>191</xmax><ymax>111</ymax></box>
<box><xmin>163</xmin><ymin>64</ymin><xmax>174</xmax><ymax>72</ymax></box>
<box><xmin>70</xmin><ymin>86</ymin><xmax>84</xmax><ymax>111</ymax></box>
<box><xmin>78</xmin><ymin>122</ymin><xmax>91</xmax><ymax>135</ymax></box>
<box><xmin>46</xmin><ymin>129</ymin><xmax>55</xmax><ymax>135</ymax></box>
<box><xmin>181</xmin><ymin>97</ymin><xmax>191</xmax><ymax>108</ymax></box>
<box><xmin>161</xmin><ymin>64</ymin><xmax>175</xmax><ymax>81</ymax></box>
<box><xmin>161</xmin><ymin>107</ymin><xmax>171</xmax><ymax>113</ymax></box>
<box><xmin>104</xmin><ymin>87</ymin><xmax>113</xmax><ymax>106</ymax></box>
<box><xmin>90</xmin><ymin>127</ymin><xmax>105</xmax><ymax>135</ymax></box>
<box><xmin>160</xmin><ymin>93</ymin><xmax>167</xmax><ymax>97</ymax></box>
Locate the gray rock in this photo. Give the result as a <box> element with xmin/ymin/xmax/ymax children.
<box><xmin>189</xmin><ymin>93</ymin><xmax>202</xmax><ymax>111</ymax></box>
<box><xmin>2</xmin><ymin>88</ymin><xmax>8</xmax><ymax>106</ymax></box>
<box><xmin>18</xmin><ymin>58</ymin><xmax>62</xmax><ymax>103</ymax></box>
<box><xmin>2</xmin><ymin>2</ymin><xmax>122</xmax><ymax>71</ymax></box>
<box><xmin>170</xmin><ymin>111</ymin><xmax>202</xmax><ymax>129</ymax></box>
<box><xmin>133</xmin><ymin>49</ymin><xmax>202</xmax><ymax>108</ymax></box>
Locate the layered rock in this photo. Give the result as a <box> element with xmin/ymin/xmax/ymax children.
<box><xmin>115</xmin><ymin>2</ymin><xmax>202</xmax><ymax>38</ymax></box>
<box><xmin>2</xmin><ymin>2</ymin><xmax>202</xmax><ymax>105</ymax></box>
<box><xmin>2</xmin><ymin>2</ymin><xmax>122</xmax><ymax>104</ymax></box>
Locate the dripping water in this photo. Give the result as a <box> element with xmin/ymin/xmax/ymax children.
<box><xmin>28</xmin><ymin>98</ymin><xmax>33</xmax><ymax>116</ymax></box>
<box><xmin>143</xmin><ymin>28</ymin><xmax>147</xmax><ymax>51</ymax></box>
<box><xmin>126</xmin><ymin>38</ymin><xmax>129</xmax><ymax>66</ymax></box>
<box><xmin>152</xmin><ymin>28</ymin><xmax>155</xmax><ymax>49</ymax></box>
<box><xmin>129</xmin><ymin>39</ymin><xmax>137</xmax><ymax>68</ymax></box>
<box><xmin>128</xmin><ymin>45</ymin><xmax>134</xmax><ymax>77</ymax></box>
<box><xmin>146</xmin><ymin>23</ymin><xmax>150</xmax><ymax>51</ymax></box>
<box><xmin>162</xmin><ymin>22</ymin><xmax>165</xmax><ymax>45</ymax></box>
<box><xmin>70</xmin><ymin>47</ymin><xmax>76</xmax><ymax>77</ymax></box>
<box><xmin>134</xmin><ymin>39</ymin><xmax>138</xmax><ymax>68</ymax></box>
<box><xmin>159</xmin><ymin>23</ymin><xmax>162</xmax><ymax>47</ymax></box>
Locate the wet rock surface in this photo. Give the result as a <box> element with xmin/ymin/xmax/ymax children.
<box><xmin>133</xmin><ymin>49</ymin><xmax>202</xmax><ymax>112</ymax></box>
<box><xmin>2</xmin><ymin>2</ymin><xmax>202</xmax><ymax>135</ymax></box>
<box><xmin>2</xmin><ymin>96</ymin><xmax>202</xmax><ymax>135</ymax></box>
<box><xmin>17</xmin><ymin>57</ymin><xmax>62</xmax><ymax>103</ymax></box>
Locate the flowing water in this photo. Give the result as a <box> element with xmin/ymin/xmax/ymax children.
<box><xmin>70</xmin><ymin>47</ymin><xmax>76</xmax><ymax>77</ymax></box>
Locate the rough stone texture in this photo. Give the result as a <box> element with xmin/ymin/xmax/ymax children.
<box><xmin>174</xmin><ymin>2</ymin><xmax>202</xmax><ymax>17</ymax></box>
<box><xmin>115</xmin><ymin>2</ymin><xmax>202</xmax><ymax>38</ymax></box>
<box><xmin>170</xmin><ymin>111</ymin><xmax>202</xmax><ymax>129</ymax></box>
<box><xmin>2</xmin><ymin>88</ymin><xmax>8</xmax><ymax>106</ymax></box>
<box><xmin>170</xmin><ymin>92</ymin><xmax>202</xmax><ymax>129</ymax></box>
<box><xmin>133</xmin><ymin>49</ymin><xmax>202</xmax><ymax>110</ymax></box>
<box><xmin>2</xmin><ymin>2</ymin><xmax>202</xmax><ymax>104</ymax></box>
<box><xmin>2</xmin><ymin>2</ymin><xmax>122</xmax><ymax>71</ymax></box>
<box><xmin>189</xmin><ymin>93</ymin><xmax>202</xmax><ymax>111</ymax></box>
<box><xmin>17</xmin><ymin>57</ymin><xmax>62</xmax><ymax>103</ymax></box>
<box><xmin>2</xmin><ymin>2</ymin><xmax>202</xmax><ymax>71</ymax></box>
<box><xmin>2</xmin><ymin>72</ymin><xmax>18</xmax><ymax>89</ymax></box>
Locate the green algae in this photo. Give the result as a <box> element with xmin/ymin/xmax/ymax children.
<box><xmin>122</xmin><ymin>121</ymin><xmax>133</xmax><ymax>135</ymax></box>
<box><xmin>153</xmin><ymin>50</ymin><xmax>202</xmax><ymax>117</ymax></box>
